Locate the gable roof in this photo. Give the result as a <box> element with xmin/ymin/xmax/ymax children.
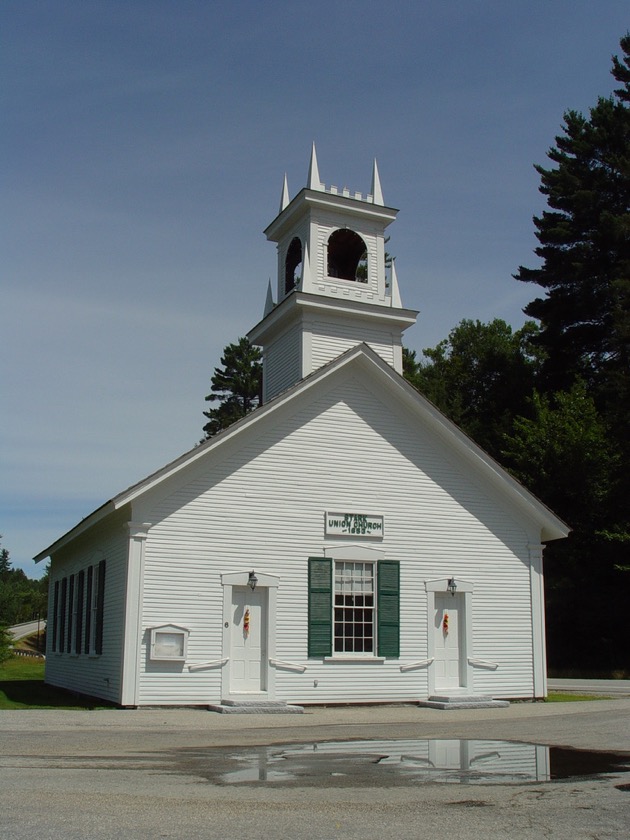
<box><xmin>34</xmin><ymin>344</ymin><xmax>569</xmax><ymax>561</ymax></box>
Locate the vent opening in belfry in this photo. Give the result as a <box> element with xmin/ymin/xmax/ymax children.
<box><xmin>327</xmin><ymin>229</ymin><xmax>368</xmax><ymax>283</ymax></box>
<box><xmin>285</xmin><ymin>237</ymin><xmax>302</xmax><ymax>294</ymax></box>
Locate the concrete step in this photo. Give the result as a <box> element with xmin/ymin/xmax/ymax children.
<box><xmin>208</xmin><ymin>700</ymin><xmax>304</xmax><ymax>714</ymax></box>
<box><xmin>418</xmin><ymin>694</ymin><xmax>510</xmax><ymax>710</ymax></box>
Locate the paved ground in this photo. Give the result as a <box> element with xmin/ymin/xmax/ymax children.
<box><xmin>548</xmin><ymin>677</ymin><xmax>630</xmax><ymax>696</ymax></box>
<box><xmin>1</xmin><ymin>700</ymin><xmax>629</xmax><ymax>839</ymax></box>
<box><xmin>8</xmin><ymin>620</ymin><xmax>44</xmax><ymax>641</ymax></box>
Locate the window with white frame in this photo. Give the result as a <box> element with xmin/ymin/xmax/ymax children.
<box><xmin>334</xmin><ymin>561</ymin><xmax>375</xmax><ymax>653</ymax></box>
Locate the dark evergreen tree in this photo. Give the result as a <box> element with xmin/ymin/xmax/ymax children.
<box><xmin>404</xmin><ymin>319</ymin><xmax>542</xmax><ymax>460</ymax></box>
<box><xmin>514</xmin><ymin>35</ymin><xmax>630</xmax><ymax>411</ymax></box>
<box><xmin>0</xmin><ymin>545</ymin><xmax>11</xmax><ymax>579</ymax></box>
<box><xmin>202</xmin><ymin>337</ymin><xmax>262</xmax><ymax>438</ymax></box>
<box><xmin>503</xmin><ymin>383</ymin><xmax>625</xmax><ymax>672</ymax></box>
<box><xmin>0</xmin><ymin>624</ymin><xmax>13</xmax><ymax>664</ymax></box>
<box><xmin>0</xmin><ymin>536</ymin><xmax>47</xmax><ymax>627</ymax></box>
<box><xmin>512</xmin><ymin>35</ymin><xmax>630</xmax><ymax>673</ymax></box>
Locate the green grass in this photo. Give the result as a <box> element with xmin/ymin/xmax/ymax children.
<box><xmin>545</xmin><ymin>691</ymin><xmax>611</xmax><ymax>702</ymax></box>
<box><xmin>0</xmin><ymin>657</ymin><xmax>614</xmax><ymax>710</ymax></box>
<box><xmin>0</xmin><ymin>656</ymin><xmax>113</xmax><ymax>710</ymax></box>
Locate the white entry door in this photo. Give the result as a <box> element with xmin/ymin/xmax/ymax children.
<box><xmin>230</xmin><ymin>587</ymin><xmax>267</xmax><ymax>693</ymax></box>
<box><xmin>434</xmin><ymin>593</ymin><xmax>462</xmax><ymax>690</ymax></box>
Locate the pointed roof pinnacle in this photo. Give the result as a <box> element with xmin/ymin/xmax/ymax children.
<box><xmin>302</xmin><ymin>241</ymin><xmax>311</xmax><ymax>288</ymax></box>
<box><xmin>264</xmin><ymin>279</ymin><xmax>275</xmax><ymax>317</ymax></box>
<box><xmin>307</xmin><ymin>142</ymin><xmax>322</xmax><ymax>190</ymax></box>
<box><xmin>390</xmin><ymin>259</ymin><xmax>402</xmax><ymax>307</ymax></box>
<box><xmin>280</xmin><ymin>173</ymin><xmax>290</xmax><ymax>212</ymax></box>
<box><xmin>371</xmin><ymin>159</ymin><xmax>384</xmax><ymax>205</ymax></box>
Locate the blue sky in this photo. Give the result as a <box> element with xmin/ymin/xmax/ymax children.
<box><xmin>2</xmin><ymin>1</ymin><xmax>628</xmax><ymax>577</ymax></box>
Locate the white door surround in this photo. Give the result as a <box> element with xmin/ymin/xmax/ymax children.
<box><xmin>425</xmin><ymin>578</ymin><xmax>474</xmax><ymax>696</ymax></box>
<box><xmin>221</xmin><ymin>571</ymin><xmax>279</xmax><ymax>700</ymax></box>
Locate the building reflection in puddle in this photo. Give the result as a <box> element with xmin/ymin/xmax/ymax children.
<box><xmin>217</xmin><ymin>740</ymin><xmax>630</xmax><ymax>785</ymax></box>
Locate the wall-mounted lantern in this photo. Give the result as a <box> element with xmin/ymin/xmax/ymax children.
<box><xmin>447</xmin><ymin>577</ymin><xmax>457</xmax><ymax>597</ymax></box>
<box><xmin>248</xmin><ymin>570</ymin><xmax>258</xmax><ymax>591</ymax></box>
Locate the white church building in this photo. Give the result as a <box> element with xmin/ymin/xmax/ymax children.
<box><xmin>35</xmin><ymin>148</ymin><xmax>568</xmax><ymax>709</ymax></box>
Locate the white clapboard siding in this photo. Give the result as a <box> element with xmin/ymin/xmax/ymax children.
<box><xmin>45</xmin><ymin>509</ymin><xmax>129</xmax><ymax>703</ymax></box>
<box><xmin>134</xmin><ymin>369</ymin><xmax>537</xmax><ymax>705</ymax></box>
<box><xmin>309</xmin><ymin>319</ymin><xmax>397</xmax><ymax>373</ymax></box>
<box><xmin>263</xmin><ymin>323</ymin><xmax>302</xmax><ymax>401</ymax></box>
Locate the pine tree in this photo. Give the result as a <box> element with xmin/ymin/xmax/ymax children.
<box><xmin>514</xmin><ymin>35</ymin><xmax>630</xmax><ymax>406</ymax></box>
<box><xmin>512</xmin><ymin>35</ymin><xmax>630</xmax><ymax>671</ymax></box>
<box><xmin>202</xmin><ymin>338</ymin><xmax>262</xmax><ymax>438</ymax></box>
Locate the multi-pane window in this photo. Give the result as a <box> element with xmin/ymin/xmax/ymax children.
<box><xmin>334</xmin><ymin>561</ymin><xmax>375</xmax><ymax>653</ymax></box>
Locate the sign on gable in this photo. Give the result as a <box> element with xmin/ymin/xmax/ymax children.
<box><xmin>325</xmin><ymin>512</ymin><xmax>384</xmax><ymax>538</ymax></box>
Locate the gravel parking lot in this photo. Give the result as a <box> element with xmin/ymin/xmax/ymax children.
<box><xmin>1</xmin><ymin>699</ymin><xmax>629</xmax><ymax>839</ymax></box>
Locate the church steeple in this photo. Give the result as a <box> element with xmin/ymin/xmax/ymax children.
<box><xmin>248</xmin><ymin>148</ymin><xmax>418</xmax><ymax>402</ymax></box>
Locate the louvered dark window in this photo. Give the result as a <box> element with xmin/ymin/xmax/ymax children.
<box><xmin>95</xmin><ymin>559</ymin><xmax>106</xmax><ymax>655</ymax></box>
<box><xmin>75</xmin><ymin>570</ymin><xmax>85</xmax><ymax>655</ymax></box>
<box><xmin>84</xmin><ymin>566</ymin><xmax>93</xmax><ymax>653</ymax></box>
<box><xmin>52</xmin><ymin>581</ymin><xmax>59</xmax><ymax>652</ymax></box>
<box><xmin>59</xmin><ymin>578</ymin><xmax>67</xmax><ymax>653</ymax></box>
<box><xmin>66</xmin><ymin>575</ymin><xmax>75</xmax><ymax>653</ymax></box>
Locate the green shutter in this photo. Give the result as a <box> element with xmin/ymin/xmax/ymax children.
<box><xmin>377</xmin><ymin>560</ymin><xmax>400</xmax><ymax>657</ymax></box>
<box><xmin>308</xmin><ymin>557</ymin><xmax>332</xmax><ymax>657</ymax></box>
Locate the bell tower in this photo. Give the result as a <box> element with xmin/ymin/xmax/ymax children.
<box><xmin>248</xmin><ymin>145</ymin><xmax>418</xmax><ymax>402</ymax></box>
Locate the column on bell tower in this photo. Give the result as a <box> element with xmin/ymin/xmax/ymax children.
<box><xmin>248</xmin><ymin>146</ymin><xmax>418</xmax><ymax>403</ymax></box>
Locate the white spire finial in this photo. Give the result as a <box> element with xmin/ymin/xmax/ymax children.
<box><xmin>390</xmin><ymin>258</ymin><xmax>402</xmax><ymax>307</ymax></box>
<box><xmin>302</xmin><ymin>241</ymin><xmax>311</xmax><ymax>289</ymax></box>
<box><xmin>264</xmin><ymin>279</ymin><xmax>275</xmax><ymax>316</ymax></box>
<box><xmin>280</xmin><ymin>173</ymin><xmax>290</xmax><ymax>212</ymax></box>
<box><xmin>371</xmin><ymin>158</ymin><xmax>384</xmax><ymax>205</ymax></box>
<box><xmin>307</xmin><ymin>142</ymin><xmax>322</xmax><ymax>190</ymax></box>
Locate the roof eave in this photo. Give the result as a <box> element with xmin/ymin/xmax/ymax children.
<box><xmin>33</xmin><ymin>499</ymin><xmax>117</xmax><ymax>562</ymax></box>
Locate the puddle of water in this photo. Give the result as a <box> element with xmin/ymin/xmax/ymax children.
<box><xmin>180</xmin><ymin>739</ymin><xmax>630</xmax><ymax>786</ymax></box>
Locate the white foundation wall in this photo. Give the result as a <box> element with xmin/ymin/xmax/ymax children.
<box><xmin>133</xmin><ymin>369</ymin><xmax>537</xmax><ymax>706</ymax></box>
